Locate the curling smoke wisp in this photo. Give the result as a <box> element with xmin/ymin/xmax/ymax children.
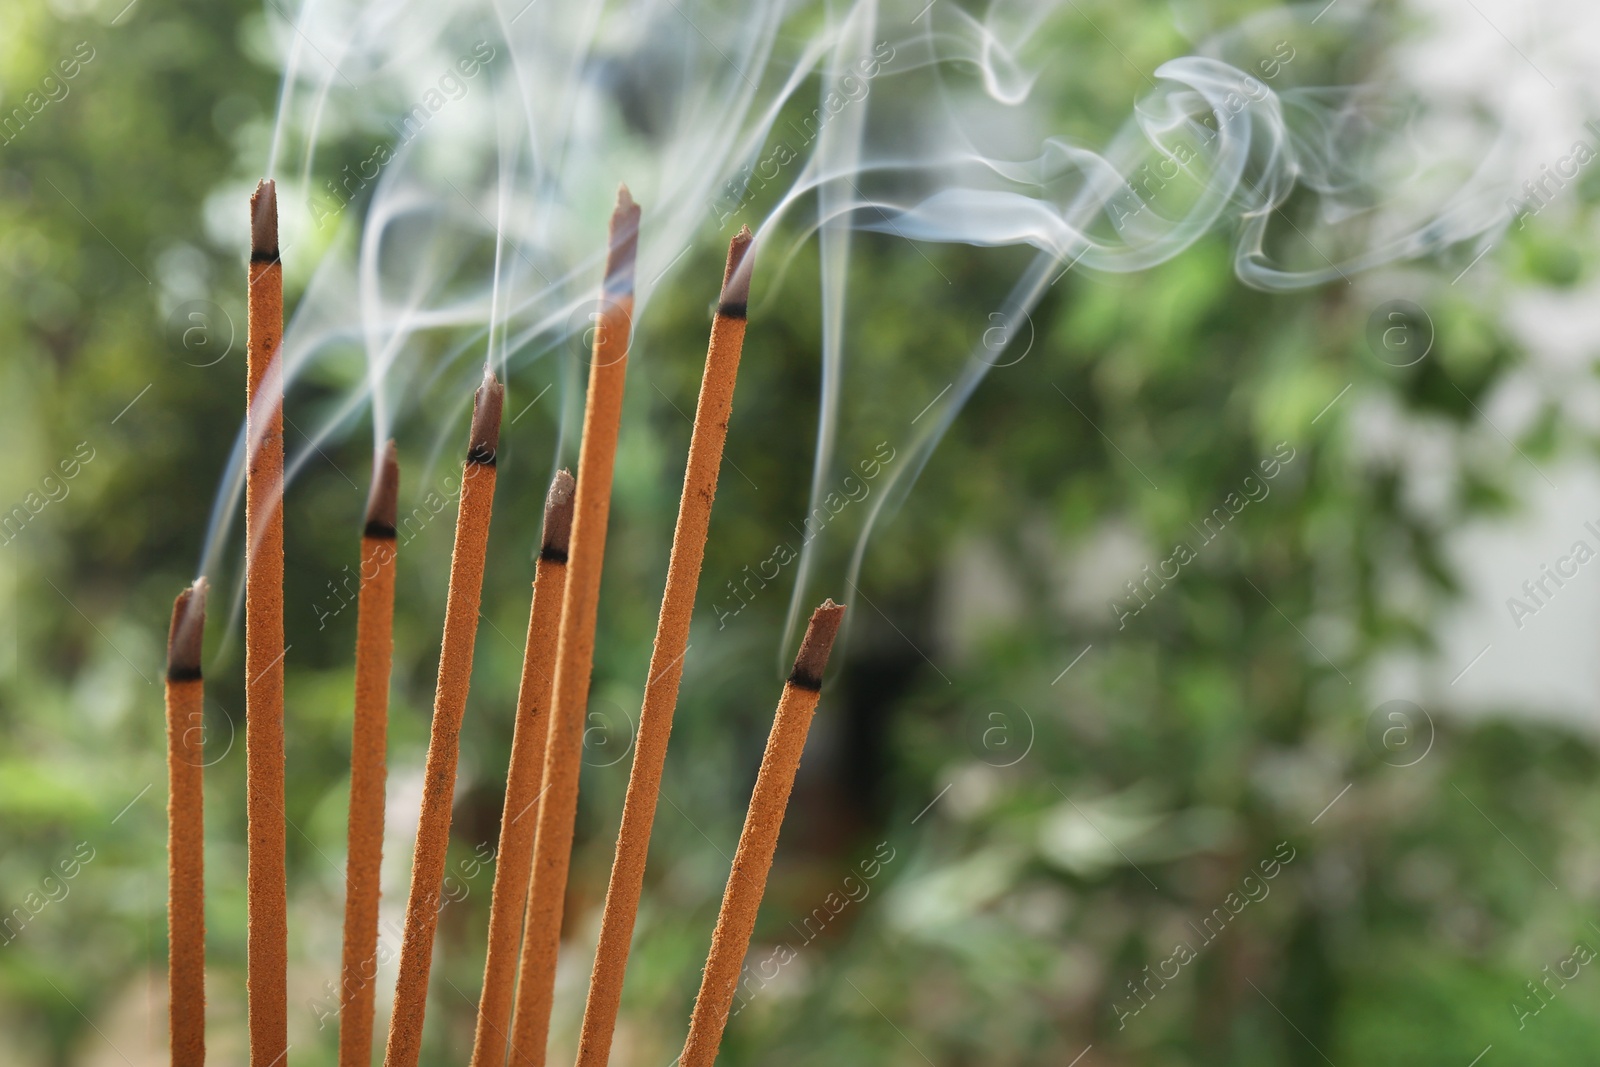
<box><xmin>198</xmin><ymin>0</ymin><xmax>1565</xmax><ymax>659</ymax></box>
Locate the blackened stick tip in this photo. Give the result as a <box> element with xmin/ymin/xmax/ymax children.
<box><xmin>251</xmin><ymin>178</ymin><xmax>278</xmax><ymax>259</ymax></box>
<box><xmin>719</xmin><ymin>226</ymin><xmax>755</xmax><ymax>315</ymax></box>
<box><xmin>540</xmin><ymin>469</ymin><xmax>576</xmax><ymax>561</ymax></box>
<box><xmin>364</xmin><ymin>439</ymin><xmax>399</xmax><ymax>536</ymax></box>
<box><xmin>605</xmin><ymin>184</ymin><xmax>642</xmax><ymax>296</ymax></box>
<box><xmin>788</xmin><ymin>599</ymin><xmax>846</xmax><ymax>691</ymax></box>
<box><xmin>469</xmin><ymin>364</ymin><xmax>505</xmax><ymax>465</ymax></box>
<box><xmin>167</xmin><ymin>578</ymin><xmax>208</xmax><ymax>681</ymax></box>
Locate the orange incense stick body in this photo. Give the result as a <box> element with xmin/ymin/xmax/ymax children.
<box><xmin>245</xmin><ymin>178</ymin><xmax>288</xmax><ymax>1065</ymax></box>
<box><xmin>383</xmin><ymin>369</ymin><xmax>504</xmax><ymax>1067</ymax></box>
<box><xmin>678</xmin><ymin>601</ymin><xmax>846</xmax><ymax>1067</ymax></box>
<box><xmin>166</xmin><ymin>580</ymin><xmax>207</xmax><ymax>1067</ymax></box>
<box><xmin>506</xmin><ymin>186</ymin><xmax>640</xmax><ymax>1067</ymax></box>
<box><xmin>338</xmin><ymin>443</ymin><xmax>399</xmax><ymax>1067</ymax></box>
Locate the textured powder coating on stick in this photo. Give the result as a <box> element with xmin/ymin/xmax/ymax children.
<box><xmin>465</xmin><ymin>475</ymin><xmax>572</xmax><ymax>1067</ymax></box>
<box><xmin>251</xmin><ymin>178</ymin><xmax>278</xmax><ymax>259</ymax></box>
<box><xmin>506</xmin><ymin>187</ymin><xmax>638</xmax><ymax>1067</ymax></box>
<box><xmin>469</xmin><ymin>364</ymin><xmax>505</xmax><ymax>465</ymax></box>
<box><xmin>339</xmin><ymin>449</ymin><xmax>400</xmax><ymax>1067</ymax></box>
<box><xmin>382</xmin><ymin>385</ymin><xmax>502</xmax><ymax>1067</ymax></box>
<box><xmin>166</xmin><ymin>580</ymin><xmax>207</xmax><ymax>1067</ymax></box>
<box><xmin>788</xmin><ymin>598</ymin><xmax>846</xmax><ymax>691</ymax></box>
<box><xmin>364</xmin><ymin>439</ymin><xmax>399</xmax><ymax>537</ymax></box>
<box><xmin>678</xmin><ymin>599</ymin><xmax>846</xmax><ymax>1067</ymax></box>
<box><xmin>540</xmin><ymin>469</ymin><xmax>575</xmax><ymax>562</ymax></box>
<box><xmin>717</xmin><ymin>225</ymin><xmax>753</xmax><ymax>317</ymax></box>
<box><xmin>574</xmin><ymin>227</ymin><xmax>757</xmax><ymax>1067</ymax></box>
<box><xmin>245</xmin><ymin>178</ymin><xmax>289</xmax><ymax>1067</ymax></box>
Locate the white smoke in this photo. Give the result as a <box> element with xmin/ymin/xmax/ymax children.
<box><xmin>196</xmin><ymin>0</ymin><xmax>1576</xmax><ymax>662</ymax></box>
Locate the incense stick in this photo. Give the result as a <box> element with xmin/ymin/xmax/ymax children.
<box><xmin>166</xmin><ymin>578</ymin><xmax>207</xmax><ymax>1067</ymax></box>
<box><xmin>383</xmin><ymin>367</ymin><xmax>505</xmax><ymax>1067</ymax></box>
<box><xmin>245</xmin><ymin>177</ymin><xmax>288</xmax><ymax>1065</ymax></box>
<box><xmin>576</xmin><ymin>227</ymin><xmax>755</xmax><ymax>1067</ymax></box>
<box><xmin>468</xmin><ymin>470</ymin><xmax>576</xmax><ymax>1067</ymax></box>
<box><xmin>339</xmin><ymin>441</ymin><xmax>400</xmax><ymax>1067</ymax></box>
<box><xmin>506</xmin><ymin>185</ymin><xmax>641</xmax><ymax>1067</ymax></box>
<box><xmin>678</xmin><ymin>600</ymin><xmax>846</xmax><ymax>1067</ymax></box>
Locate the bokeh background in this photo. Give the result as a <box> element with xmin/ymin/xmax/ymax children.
<box><xmin>5</xmin><ymin>0</ymin><xmax>1600</xmax><ymax>1064</ymax></box>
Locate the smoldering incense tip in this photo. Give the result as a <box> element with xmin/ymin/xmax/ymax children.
<box><xmin>604</xmin><ymin>184</ymin><xmax>641</xmax><ymax>297</ymax></box>
<box><xmin>541</xmin><ymin>469</ymin><xmax>576</xmax><ymax>563</ymax></box>
<box><xmin>718</xmin><ymin>225</ymin><xmax>754</xmax><ymax>318</ymax></box>
<box><xmin>251</xmin><ymin>178</ymin><xmax>278</xmax><ymax>261</ymax></box>
<box><xmin>468</xmin><ymin>364</ymin><xmax>505</xmax><ymax>466</ymax></box>
<box><xmin>364</xmin><ymin>439</ymin><xmax>399</xmax><ymax>538</ymax></box>
<box><xmin>167</xmin><ymin>578</ymin><xmax>208</xmax><ymax>682</ymax></box>
<box><xmin>788</xmin><ymin>599</ymin><xmax>846</xmax><ymax>691</ymax></box>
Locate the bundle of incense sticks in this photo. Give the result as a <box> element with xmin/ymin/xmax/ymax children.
<box><xmin>469</xmin><ymin>470</ymin><xmax>573</xmax><ymax>1065</ymax></box>
<box><xmin>163</xmin><ymin>183</ymin><xmax>848</xmax><ymax>1066</ymax></box>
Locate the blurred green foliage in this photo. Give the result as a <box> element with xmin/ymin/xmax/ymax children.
<box><xmin>3</xmin><ymin>0</ymin><xmax>1600</xmax><ymax>1065</ymax></box>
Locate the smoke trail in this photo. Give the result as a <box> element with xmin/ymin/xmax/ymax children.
<box><xmin>202</xmin><ymin>0</ymin><xmax>1568</xmax><ymax>667</ymax></box>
